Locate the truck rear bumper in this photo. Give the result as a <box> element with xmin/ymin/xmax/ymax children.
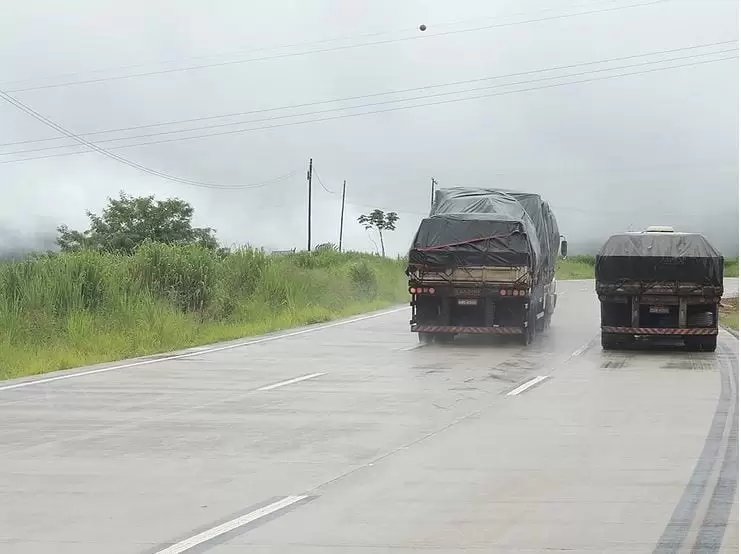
<box><xmin>602</xmin><ymin>326</ymin><xmax>718</xmax><ymax>336</ymax></box>
<box><xmin>412</xmin><ymin>324</ymin><xmax>523</xmax><ymax>335</ymax></box>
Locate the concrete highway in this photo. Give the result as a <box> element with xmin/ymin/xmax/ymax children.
<box><xmin>0</xmin><ymin>279</ymin><xmax>737</xmax><ymax>553</ymax></box>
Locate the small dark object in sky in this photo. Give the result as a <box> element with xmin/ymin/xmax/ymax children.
<box><xmin>419</xmin><ymin>24</ymin><xmax>427</xmax><ymax>31</ymax></box>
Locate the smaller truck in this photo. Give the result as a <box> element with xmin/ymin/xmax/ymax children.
<box><xmin>595</xmin><ymin>226</ymin><xmax>724</xmax><ymax>351</ymax></box>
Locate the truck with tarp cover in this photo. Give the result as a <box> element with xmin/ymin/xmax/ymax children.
<box><xmin>405</xmin><ymin>187</ymin><xmax>566</xmax><ymax>345</ymax></box>
<box><xmin>595</xmin><ymin>227</ymin><xmax>724</xmax><ymax>351</ymax></box>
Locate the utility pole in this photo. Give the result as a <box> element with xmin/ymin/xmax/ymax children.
<box><xmin>307</xmin><ymin>158</ymin><xmax>313</xmax><ymax>251</ymax></box>
<box><xmin>339</xmin><ymin>179</ymin><xmax>347</xmax><ymax>253</ymax></box>
<box><xmin>430</xmin><ymin>177</ymin><xmax>438</xmax><ymax>211</ymax></box>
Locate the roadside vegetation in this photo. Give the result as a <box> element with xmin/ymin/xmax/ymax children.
<box><xmin>556</xmin><ymin>255</ymin><xmax>596</xmax><ymax>280</ymax></box>
<box><xmin>0</xmin><ymin>245</ymin><xmax>407</xmax><ymax>380</ymax></box>
<box><xmin>720</xmin><ymin>296</ymin><xmax>739</xmax><ymax>331</ymax></box>
<box><xmin>0</xmin><ymin>192</ymin><xmax>409</xmax><ymax>380</ymax></box>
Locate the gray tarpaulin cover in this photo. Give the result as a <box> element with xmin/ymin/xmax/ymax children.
<box><xmin>595</xmin><ymin>232</ymin><xmax>724</xmax><ymax>286</ymax></box>
<box><xmin>472</xmin><ymin>189</ymin><xmax>561</xmax><ymax>278</ymax></box>
<box><xmin>407</xmin><ymin>188</ymin><xmax>552</xmax><ymax>278</ymax></box>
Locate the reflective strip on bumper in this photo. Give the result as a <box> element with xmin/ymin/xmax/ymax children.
<box><xmin>602</xmin><ymin>326</ymin><xmax>718</xmax><ymax>336</ymax></box>
<box><xmin>412</xmin><ymin>325</ymin><xmax>523</xmax><ymax>335</ymax></box>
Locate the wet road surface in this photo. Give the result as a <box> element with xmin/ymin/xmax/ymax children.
<box><xmin>0</xmin><ymin>280</ymin><xmax>737</xmax><ymax>553</ymax></box>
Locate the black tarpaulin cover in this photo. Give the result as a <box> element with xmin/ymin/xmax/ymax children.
<box><xmin>595</xmin><ymin>232</ymin><xmax>724</xmax><ymax>286</ymax></box>
<box><xmin>409</xmin><ymin>216</ymin><xmax>534</xmax><ymax>268</ymax></box>
<box><xmin>408</xmin><ymin>189</ymin><xmax>541</xmax><ymax>272</ymax></box>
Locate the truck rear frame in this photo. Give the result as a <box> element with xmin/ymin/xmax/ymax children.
<box><xmin>408</xmin><ymin>265</ymin><xmax>554</xmax><ymax>345</ymax></box>
<box><xmin>597</xmin><ymin>281</ymin><xmax>721</xmax><ymax>351</ymax></box>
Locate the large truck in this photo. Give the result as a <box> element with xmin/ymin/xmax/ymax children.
<box><xmin>405</xmin><ymin>187</ymin><xmax>566</xmax><ymax>345</ymax></box>
<box><xmin>595</xmin><ymin>226</ymin><xmax>724</xmax><ymax>351</ymax></box>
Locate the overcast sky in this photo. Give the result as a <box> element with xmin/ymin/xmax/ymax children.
<box><xmin>0</xmin><ymin>0</ymin><xmax>738</xmax><ymax>256</ymax></box>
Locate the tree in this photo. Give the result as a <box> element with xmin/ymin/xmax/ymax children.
<box><xmin>357</xmin><ymin>209</ymin><xmax>399</xmax><ymax>257</ymax></box>
<box><xmin>56</xmin><ymin>191</ymin><xmax>220</xmax><ymax>254</ymax></box>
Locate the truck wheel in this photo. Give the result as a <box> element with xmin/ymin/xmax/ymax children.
<box><xmin>435</xmin><ymin>333</ymin><xmax>455</xmax><ymax>344</ymax></box>
<box><xmin>601</xmin><ymin>332</ymin><xmax>619</xmax><ymax>350</ymax></box>
<box><xmin>686</xmin><ymin>336</ymin><xmax>717</xmax><ymax>352</ymax></box>
<box><xmin>701</xmin><ymin>337</ymin><xmax>718</xmax><ymax>352</ymax></box>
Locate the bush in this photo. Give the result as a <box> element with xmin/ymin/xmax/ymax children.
<box><xmin>348</xmin><ymin>260</ymin><xmax>378</xmax><ymax>297</ymax></box>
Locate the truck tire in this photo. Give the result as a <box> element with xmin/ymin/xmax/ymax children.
<box><xmin>601</xmin><ymin>332</ymin><xmax>619</xmax><ymax>350</ymax></box>
<box><xmin>685</xmin><ymin>336</ymin><xmax>717</xmax><ymax>352</ymax></box>
<box><xmin>435</xmin><ymin>333</ymin><xmax>455</xmax><ymax>344</ymax></box>
<box><xmin>701</xmin><ymin>337</ymin><xmax>718</xmax><ymax>352</ymax></box>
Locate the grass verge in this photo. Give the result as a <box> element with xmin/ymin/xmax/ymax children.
<box><xmin>0</xmin><ymin>244</ymin><xmax>407</xmax><ymax>381</ymax></box>
<box><xmin>720</xmin><ymin>296</ymin><xmax>739</xmax><ymax>331</ymax></box>
<box><xmin>556</xmin><ymin>255</ymin><xmax>595</xmax><ymax>280</ymax></box>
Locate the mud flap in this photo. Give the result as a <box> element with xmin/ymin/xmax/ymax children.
<box><xmin>545</xmin><ymin>278</ymin><xmax>557</xmax><ymax>316</ymax></box>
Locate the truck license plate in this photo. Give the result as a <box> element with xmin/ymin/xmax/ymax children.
<box><xmin>649</xmin><ymin>305</ymin><xmax>670</xmax><ymax>314</ymax></box>
<box><xmin>457</xmin><ymin>299</ymin><xmax>478</xmax><ymax>306</ymax></box>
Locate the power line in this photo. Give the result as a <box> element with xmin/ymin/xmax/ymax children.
<box><xmin>4</xmin><ymin>39</ymin><xmax>733</xmax><ymax>150</ymax></box>
<box><xmin>2</xmin><ymin>54</ymin><xmax>735</xmax><ymax>165</ymax></box>
<box><xmin>449</xmin><ymin>159</ymin><xmax>738</xmax><ymax>186</ymax></box>
<box><xmin>337</xmin><ymin>189</ymin><xmax>740</xmax><ymax>219</ymax></box>
<box><xmin>6</xmin><ymin>47</ymin><xmax>736</xmax><ymax>157</ymax></box>
<box><xmin>312</xmin><ymin>168</ymin><xmax>336</xmax><ymax>194</ymax></box>
<box><xmin>0</xmin><ymin>0</ymin><xmax>647</xmax><ymax>89</ymax></box>
<box><xmin>342</xmin><ymin>195</ymin><xmax>738</xmax><ymax>221</ymax></box>
<box><xmin>0</xmin><ymin>87</ymin><xmax>304</xmax><ymax>190</ymax></box>
<box><xmin>307</xmin><ymin>173</ymin><xmax>429</xmax><ymax>216</ymax></box>
<box><xmin>345</xmin><ymin>199</ymin><xmax>428</xmax><ymax>217</ymax></box>
<box><xmin>4</xmin><ymin>0</ymin><xmax>673</xmax><ymax>94</ymax></box>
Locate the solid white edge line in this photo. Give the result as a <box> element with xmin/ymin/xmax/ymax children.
<box><xmin>257</xmin><ymin>372</ymin><xmax>326</xmax><ymax>391</ymax></box>
<box><xmin>0</xmin><ymin>307</ymin><xmax>407</xmax><ymax>392</ymax></box>
<box><xmin>507</xmin><ymin>375</ymin><xmax>549</xmax><ymax>396</ymax></box>
<box><xmin>155</xmin><ymin>495</ymin><xmax>308</xmax><ymax>554</ymax></box>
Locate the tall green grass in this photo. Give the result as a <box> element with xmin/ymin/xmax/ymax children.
<box><xmin>0</xmin><ymin>243</ymin><xmax>407</xmax><ymax>380</ymax></box>
<box><xmin>725</xmin><ymin>258</ymin><xmax>739</xmax><ymax>278</ymax></box>
<box><xmin>556</xmin><ymin>256</ymin><xmax>595</xmax><ymax>280</ymax></box>
<box><xmin>720</xmin><ymin>297</ymin><xmax>738</xmax><ymax>331</ymax></box>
